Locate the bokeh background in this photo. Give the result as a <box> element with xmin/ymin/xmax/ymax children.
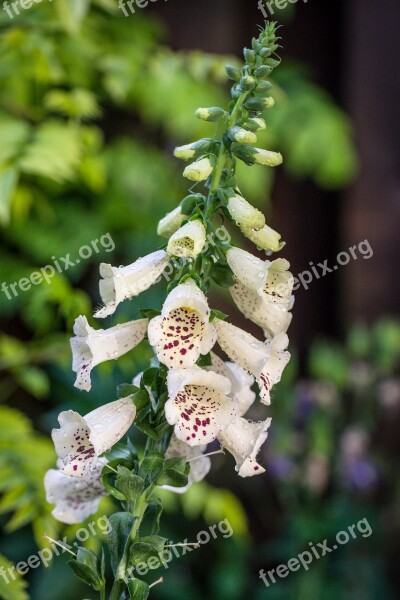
<box><xmin>0</xmin><ymin>1</ymin><xmax>399</xmax><ymax>599</ymax></box>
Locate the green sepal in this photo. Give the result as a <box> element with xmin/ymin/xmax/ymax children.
<box><xmin>139</xmin><ymin>308</ymin><xmax>161</xmax><ymax>319</ymax></box>
<box><xmin>68</xmin><ymin>548</ymin><xmax>105</xmax><ymax>592</ymax></box>
<box><xmin>128</xmin><ymin>579</ymin><xmax>150</xmax><ymax>600</ymax></box>
<box><xmin>102</xmin><ymin>465</ymin><xmax>131</xmax><ymax>502</ymax></box>
<box><xmin>210</xmin><ymin>309</ymin><xmax>228</xmax><ymax>322</ymax></box>
<box><xmin>180</xmin><ymin>193</ymin><xmax>204</xmax><ymax>215</ymax></box>
<box><xmin>117</xmin><ymin>384</ymin><xmax>140</xmax><ymax>399</ymax></box>
<box><xmin>114</xmin><ymin>467</ymin><xmax>145</xmax><ymax>503</ymax></box>
<box><xmin>117</xmin><ymin>386</ymin><xmax>149</xmax><ymax>411</ymax></box>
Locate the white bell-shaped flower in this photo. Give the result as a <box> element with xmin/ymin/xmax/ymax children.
<box><xmin>218</xmin><ymin>417</ymin><xmax>272</xmax><ymax>477</ymax></box>
<box><xmin>183</xmin><ymin>157</ymin><xmax>214</xmax><ymax>182</ymax></box>
<box><xmin>166</xmin><ymin>366</ymin><xmax>238</xmax><ymax>446</ymax></box>
<box><xmin>227</xmin><ymin>195</ymin><xmax>265</xmax><ymax>230</ymax></box>
<box><xmin>52</xmin><ymin>398</ymin><xmax>136</xmax><ymax>477</ymax></box>
<box><xmin>208</xmin><ymin>353</ymin><xmax>256</xmax><ymax>417</ymax></box>
<box><xmin>162</xmin><ymin>435</ymin><xmax>211</xmax><ymax>494</ymax></box>
<box><xmin>214</xmin><ymin>319</ymin><xmax>290</xmax><ymax>405</ymax></box>
<box><xmin>167</xmin><ymin>220</ymin><xmax>206</xmax><ymax>259</ymax></box>
<box><xmin>71</xmin><ymin>316</ymin><xmax>148</xmax><ymax>391</ymax></box>
<box><xmin>241</xmin><ymin>223</ymin><xmax>284</xmax><ymax>252</ymax></box>
<box><xmin>157</xmin><ymin>206</ymin><xmax>186</xmax><ymax>238</ymax></box>
<box><xmin>148</xmin><ymin>279</ymin><xmax>216</xmax><ymax>369</ymax></box>
<box><xmin>227</xmin><ymin>248</ymin><xmax>293</xmax><ymax>304</ymax></box>
<box><xmin>44</xmin><ymin>459</ymin><xmax>107</xmax><ymax>524</ymax></box>
<box><xmin>230</xmin><ymin>282</ymin><xmax>293</xmax><ymax>338</ymax></box>
<box><xmin>94</xmin><ymin>250</ymin><xmax>169</xmax><ymax>318</ymax></box>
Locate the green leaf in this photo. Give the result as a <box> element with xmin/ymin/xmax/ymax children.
<box><xmin>144</xmin><ymin>499</ymin><xmax>163</xmax><ymax>535</ymax></box>
<box><xmin>156</xmin><ymin>469</ymin><xmax>188</xmax><ymax>488</ymax></box>
<box><xmin>0</xmin><ymin>168</ymin><xmax>18</xmax><ymax>226</ymax></box>
<box><xmin>210</xmin><ymin>265</ymin><xmax>236</xmax><ymax>288</ymax></box>
<box><xmin>68</xmin><ymin>548</ymin><xmax>105</xmax><ymax>592</ymax></box>
<box><xmin>196</xmin><ymin>352</ymin><xmax>212</xmax><ymax>366</ymax></box>
<box><xmin>19</xmin><ymin>122</ymin><xmax>82</xmax><ymax>183</ymax></box>
<box><xmin>14</xmin><ymin>367</ymin><xmax>49</xmax><ymax>399</ymax></box>
<box><xmin>156</xmin><ymin>457</ymin><xmax>189</xmax><ymax>488</ymax></box>
<box><xmin>127</xmin><ymin>579</ymin><xmax>150</xmax><ymax>600</ymax></box>
<box><xmin>55</xmin><ymin>0</ymin><xmax>90</xmax><ymax>34</ymax></box>
<box><xmin>129</xmin><ymin>535</ymin><xmax>167</xmax><ymax>566</ymax></box>
<box><xmin>139</xmin><ymin>454</ymin><xmax>164</xmax><ymax>489</ymax></box>
<box><xmin>141</xmin><ymin>368</ymin><xmax>159</xmax><ymax>388</ymax></box>
<box><xmin>108</xmin><ymin>513</ymin><xmax>136</xmax><ymax>576</ymax></box>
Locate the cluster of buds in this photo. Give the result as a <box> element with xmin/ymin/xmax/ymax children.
<box><xmin>44</xmin><ymin>21</ymin><xmax>294</xmax><ymax>599</ymax></box>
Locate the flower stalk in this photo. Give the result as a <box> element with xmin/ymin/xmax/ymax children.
<box><xmin>44</xmin><ymin>21</ymin><xmax>294</xmax><ymax>600</ymax></box>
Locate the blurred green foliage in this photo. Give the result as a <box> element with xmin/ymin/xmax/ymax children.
<box><xmin>0</xmin><ymin>2</ymin><xmax>364</xmax><ymax>599</ymax></box>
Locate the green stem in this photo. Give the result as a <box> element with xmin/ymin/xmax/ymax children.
<box><xmin>109</xmin><ymin>579</ymin><xmax>124</xmax><ymax>600</ymax></box>
<box><xmin>208</xmin><ymin>91</ymin><xmax>249</xmax><ymax>195</ymax></box>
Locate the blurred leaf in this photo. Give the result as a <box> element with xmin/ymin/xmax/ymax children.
<box><xmin>0</xmin><ymin>167</ymin><xmax>18</xmax><ymax>225</ymax></box>
<box><xmin>0</xmin><ymin>554</ymin><xmax>29</xmax><ymax>600</ymax></box>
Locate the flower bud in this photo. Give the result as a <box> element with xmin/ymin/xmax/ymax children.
<box><xmin>225</xmin><ymin>65</ymin><xmax>242</xmax><ymax>82</ymax></box>
<box><xmin>243</xmin><ymin>118</ymin><xmax>266</xmax><ymax>132</ymax></box>
<box><xmin>253</xmin><ymin>148</ymin><xmax>283</xmax><ymax>167</ymax></box>
<box><xmin>167</xmin><ymin>220</ymin><xmax>206</xmax><ymax>259</ymax></box>
<box><xmin>232</xmin><ymin>145</ymin><xmax>282</xmax><ymax>168</ymax></box>
<box><xmin>255</xmin><ymin>80</ymin><xmax>273</xmax><ymax>94</ymax></box>
<box><xmin>174</xmin><ymin>138</ymin><xmax>215</xmax><ymax>161</ymax></box>
<box><xmin>240</xmin><ymin>75</ymin><xmax>256</xmax><ymax>91</ymax></box>
<box><xmin>157</xmin><ymin>206</ymin><xmax>186</xmax><ymax>238</ymax></box>
<box><xmin>228</xmin><ymin>126</ymin><xmax>257</xmax><ymax>145</ymax></box>
<box><xmin>241</xmin><ymin>224</ymin><xmax>285</xmax><ymax>252</ymax></box>
<box><xmin>259</xmin><ymin>47</ymin><xmax>272</xmax><ymax>59</ymax></box>
<box><xmin>244</xmin><ymin>48</ymin><xmax>256</xmax><ymax>63</ymax></box>
<box><xmin>227</xmin><ymin>195</ymin><xmax>265</xmax><ymax>230</ymax></box>
<box><xmin>254</xmin><ymin>65</ymin><xmax>272</xmax><ymax>78</ymax></box>
<box><xmin>195</xmin><ymin>107</ymin><xmax>227</xmax><ymax>122</ymax></box>
<box><xmin>244</xmin><ymin>96</ymin><xmax>274</xmax><ymax>111</ymax></box>
<box><xmin>183</xmin><ymin>157</ymin><xmax>214</xmax><ymax>182</ymax></box>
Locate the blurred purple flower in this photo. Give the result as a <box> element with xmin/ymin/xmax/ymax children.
<box><xmin>342</xmin><ymin>458</ymin><xmax>379</xmax><ymax>491</ymax></box>
<box><xmin>267</xmin><ymin>454</ymin><xmax>296</xmax><ymax>480</ymax></box>
<box><xmin>294</xmin><ymin>383</ymin><xmax>316</xmax><ymax>425</ymax></box>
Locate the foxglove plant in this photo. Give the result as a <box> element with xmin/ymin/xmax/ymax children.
<box><xmin>45</xmin><ymin>22</ymin><xmax>294</xmax><ymax>599</ymax></box>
